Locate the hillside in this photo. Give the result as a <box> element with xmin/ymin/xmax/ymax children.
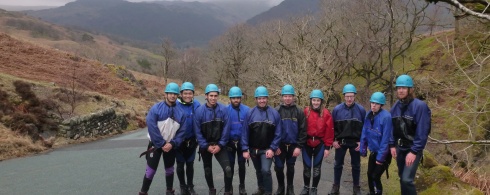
<box><xmin>25</xmin><ymin>0</ymin><xmax>229</xmax><ymax>46</ymax></box>
<box><xmin>247</xmin><ymin>0</ymin><xmax>320</xmax><ymax>25</ymax></box>
<box><xmin>0</xmin><ymin>9</ymin><xmax>168</xmax><ymax>73</ymax></box>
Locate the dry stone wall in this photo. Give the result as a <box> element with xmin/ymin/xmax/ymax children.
<box><xmin>58</xmin><ymin>108</ymin><xmax>128</xmax><ymax>139</ymax></box>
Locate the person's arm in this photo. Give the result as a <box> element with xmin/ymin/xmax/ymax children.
<box><xmin>377</xmin><ymin>111</ymin><xmax>393</xmax><ymax>163</ymax></box>
<box><xmin>359</xmin><ymin>114</ymin><xmax>369</xmax><ymax>157</ymax></box>
<box><xmin>147</xmin><ymin>104</ymin><xmax>165</xmax><ymax>148</ymax></box>
<box><xmin>193</xmin><ymin>107</ymin><xmax>208</xmax><ymax>150</ymax></box>
<box><xmin>241</xmin><ymin>110</ymin><xmax>251</xmax><ymax>152</ymax></box>
<box><xmin>270</xmin><ymin>109</ymin><xmax>283</xmax><ymax>151</ymax></box>
<box><xmin>296</xmin><ymin>107</ymin><xmax>307</xmax><ymax>149</ymax></box>
<box><xmin>323</xmin><ymin>109</ymin><xmax>334</xmax><ymax>149</ymax></box>
<box><xmin>170</xmin><ymin>108</ymin><xmax>186</xmax><ymax>148</ymax></box>
<box><xmin>219</xmin><ymin>105</ymin><xmax>231</xmax><ymax>148</ymax></box>
<box><xmin>411</xmin><ymin>102</ymin><xmax>431</xmax><ymax>154</ymax></box>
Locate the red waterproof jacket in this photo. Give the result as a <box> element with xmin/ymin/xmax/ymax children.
<box><xmin>304</xmin><ymin>107</ymin><xmax>334</xmax><ymax>148</ymax></box>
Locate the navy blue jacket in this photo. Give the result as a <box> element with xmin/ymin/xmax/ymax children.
<box><xmin>227</xmin><ymin>104</ymin><xmax>250</xmax><ymax>141</ymax></box>
<box><xmin>332</xmin><ymin>102</ymin><xmax>367</xmax><ymax>141</ymax></box>
<box><xmin>177</xmin><ymin>98</ymin><xmax>201</xmax><ymax>140</ymax></box>
<box><xmin>193</xmin><ymin>102</ymin><xmax>230</xmax><ymax>150</ymax></box>
<box><xmin>360</xmin><ymin>109</ymin><xmax>393</xmax><ymax>163</ymax></box>
<box><xmin>241</xmin><ymin>106</ymin><xmax>282</xmax><ymax>151</ymax></box>
<box><xmin>146</xmin><ymin>101</ymin><xmax>187</xmax><ymax>149</ymax></box>
<box><xmin>275</xmin><ymin>104</ymin><xmax>306</xmax><ymax>148</ymax></box>
<box><xmin>390</xmin><ymin>98</ymin><xmax>431</xmax><ymax>153</ymax></box>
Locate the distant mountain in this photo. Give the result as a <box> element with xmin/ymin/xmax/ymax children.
<box><xmin>247</xmin><ymin>0</ymin><xmax>320</xmax><ymax>25</ymax></box>
<box><xmin>0</xmin><ymin>5</ymin><xmax>58</xmax><ymax>11</ymax></box>
<box><xmin>25</xmin><ymin>0</ymin><xmax>229</xmax><ymax>46</ymax></box>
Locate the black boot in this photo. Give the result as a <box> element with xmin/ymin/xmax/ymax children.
<box><xmin>328</xmin><ymin>184</ymin><xmax>339</xmax><ymax>195</ymax></box>
<box><xmin>252</xmin><ymin>187</ymin><xmax>265</xmax><ymax>195</ymax></box>
<box><xmin>180</xmin><ymin>185</ymin><xmax>189</xmax><ymax>195</ymax></box>
<box><xmin>209</xmin><ymin>188</ymin><xmax>217</xmax><ymax>195</ymax></box>
<box><xmin>188</xmin><ymin>185</ymin><xmax>197</xmax><ymax>195</ymax></box>
<box><xmin>286</xmin><ymin>186</ymin><xmax>294</xmax><ymax>195</ymax></box>
<box><xmin>274</xmin><ymin>186</ymin><xmax>285</xmax><ymax>195</ymax></box>
<box><xmin>299</xmin><ymin>186</ymin><xmax>309</xmax><ymax>195</ymax></box>
<box><xmin>310</xmin><ymin>187</ymin><xmax>317</xmax><ymax>195</ymax></box>
<box><xmin>353</xmin><ymin>186</ymin><xmax>361</xmax><ymax>195</ymax></box>
<box><xmin>239</xmin><ymin>184</ymin><xmax>247</xmax><ymax>195</ymax></box>
<box><xmin>166</xmin><ymin>189</ymin><xmax>175</xmax><ymax>195</ymax></box>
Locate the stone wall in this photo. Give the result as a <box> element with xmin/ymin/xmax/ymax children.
<box><xmin>58</xmin><ymin>108</ymin><xmax>128</xmax><ymax>139</ymax></box>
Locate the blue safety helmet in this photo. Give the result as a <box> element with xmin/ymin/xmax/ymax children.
<box><xmin>370</xmin><ymin>92</ymin><xmax>386</xmax><ymax>105</ymax></box>
<box><xmin>395</xmin><ymin>74</ymin><xmax>414</xmax><ymax>88</ymax></box>
<box><xmin>309</xmin><ymin>89</ymin><xmax>325</xmax><ymax>100</ymax></box>
<box><xmin>254</xmin><ymin>86</ymin><xmax>269</xmax><ymax>98</ymax></box>
<box><xmin>281</xmin><ymin>84</ymin><xmax>295</xmax><ymax>95</ymax></box>
<box><xmin>164</xmin><ymin>82</ymin><xmax>179</xmax><ymax>94</ymax></box>
<box><xmin>180</xmin><ymin>82</ymin><xmax>195</xmax><ymax>92</ymax></box>
<box><xmin>205</xmin><ymin>84</ymin><xmax>219</xmax><ymax>94</ymax></box>
<box><xmin>229</xmin><ymin>86</ymin><xmax>243</xmax><ymax>98</ymax></box>
<box><xmin>342</xmin><ymin>84</ymin><xmax>357</xmax><ymax>94</ymax></box>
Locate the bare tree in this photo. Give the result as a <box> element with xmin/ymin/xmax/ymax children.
<box><xmin>251</xmin><ymin>14</ymin><xmax>352</xmax><ymax>106</ymax></box>
<box><xmin>429</xmin><ymin>34</ymin><xmax>490</xmax><ymax>168</ymax></box>
<box><xmin>208</xmin><ymin>23</ymin><xmax>253</xmax><ymax>90</ymax></box>
<box><xmin>323</xmin><ymin>0</ymin><xmax>429</xmax><ymax>104</ymax></box>
<box><xmin>426</xmin><ymin>0</ymin><xmax>490</xmax><ymax>21</ymax></box>
<box><xmin>161</xmin><ymin>38</ymin><xmax>177</xmax><ymax>84</ymax></box>
<box><xmin>178</xmin><ymin>47</ymin><xmax>202</xmax><ymax>84</ymax></box>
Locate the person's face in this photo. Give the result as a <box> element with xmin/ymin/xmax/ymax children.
<box><xmin>396</xmin><ymin>87</ymin><xmax>409</xmax><ymax>99</ymax></box>
<box><xmin>180</xmin><ymin>90</ymin><xmax>194</xmax><ymax>103</ymax></box>
<box><xmin>256</xmin><ymin>97</ymin><xmax>268</xmax><ymax>108</ymax></box>
<box><xmin>230</xmin><ymin>97</ymin><xmax>242</xmax><ymax>107</ymax></box>
<box><xmin>311</xmin><ymin>98</ymin><xmax>322</xmax><ymax>109</ymax></box>
<box><xmin>370</xmin><ymin>102</ymin><xmax>382</xmax><ymax>113</ymax></box>
<box><xmin>282</xmin><ymin>95</ymin><xmax>294</xmax><ymax>105</ymax></box>
<box><xmin>166</xmin><ymin>93</ymin><xmax>178</xmax><ymax>104</ymax></box>
<box><xmin>344</xmin><ymin>92</ymin><xmax>356</xmax><ymax>106</ymax></box>
<box><xmin>206</xmin><ymin>92</ymin><xmax>219</xmax><ymax>106</ymax></box>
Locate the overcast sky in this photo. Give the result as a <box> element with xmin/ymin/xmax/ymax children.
<box><xmin>0</xmin><ymin>0</ymin><xmax>284</xmax><ymax>7</ymax></box>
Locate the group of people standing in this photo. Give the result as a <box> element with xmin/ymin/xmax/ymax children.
<box><xmin>138</xmin><ymin>74</ymin><xmax>431</xmax><ymax>195</ymax></box>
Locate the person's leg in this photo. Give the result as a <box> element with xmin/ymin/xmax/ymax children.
<box><xmin>333</xmin><ymin>145</ymin><xmax>347</xmax><ymax>185</ymax></box>
<box><xmin>251</xmin><ymin>150</ymin><xmax>265</xmax><ymax>194</ymax></box>
<box><xmin>348</xmin><ymin>144</ymin><xmax>361</xmax><ymax>186</ymax></box>
<box><xmin>236</xmin><ymin>144</ymin><xmax>247</xmax><ymax>194</ymax></box>
<box><xmin>285</xmin><ymin>148</ymin><xmax>296</xmax><ymax>188</ymax></box>
<box><xmin>185</xmin><ymin>146</ymin><xmax>197</xmax><ymax>194</ymax></box>
<box><xmin>399</xmin><ymin>149</ymin><xmax>422</xmax><ymax>195</ymax></box>
<box><xmin>215</xmin><ymin>149</ymin><xmax>233</xmax><ymax>192</ymax></box>
<box><xmin>140</xmin><ymin>144</ymin><xmax>163</xmax><ymax>193</ymax></box>
<box><xmin>348</xmin><ymin>144</ymin><xmax>361</xmax><ymax>194</ymax></box>
<box><xmin>367</xmin><ymin>153</ymin><xmax>376</xmax><ymax>194</ymax></box>
<box><xmin>201</xmin><ymin>150</ymin><xmax>215</xmax><ymax>190</ymax></box>
<box><xmin>162</xmin><ymin>150</ymin><xmax>177</xmax><ymax>192</ymax></box>
<box><xmin>372</xmin><ymin>162</ymin><xmax>386</xmax><ymax>194</ymax></box>
<box><xmin>274</xmin><ymin>144</ymin><xmax>286</xmax><ymax>194</ymax></box>
<box><xmin>260</xmin><ymin>153</ymin><xmax>274</xmax><ymax>194</ymax></box>
<box><xmin>330</xmin><ymin>145</ymin><xmax>347</xmax><ymax>195</ymax></box>
<box><xmin>176</xmin><ymin>149</ymin><xmax>187</xmax><ymax>194</ymax></box>
<box><xmin>301</xmin><ymin>147</ymin><xmax>312</xmax><ymax>187</ymax></box>
<box><xmin>311</xmin><ymin>145</ymin><xmax>325</xmax><ymax>188</ymax></box>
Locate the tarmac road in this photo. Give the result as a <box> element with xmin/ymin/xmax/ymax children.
<box><xmin>0</xmin><ymin>128</ymin><xmax>360</xmax><ymax>195</ymax></box>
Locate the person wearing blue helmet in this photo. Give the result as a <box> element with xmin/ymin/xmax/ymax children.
<box><xmin>389</xmin><ymin>75</ymin><xmax>431</xmax><ymax>195</ymax></box>
<box><xmin>139</xmin><ymin>82</ymin><xmax>187</xmax><ymax>195</ymax></box>
<box><xmin>226</xmin><ymin>86</ymin><xmax>250</xmax><ymax>195</ymax></box>
<box><xmin>329</xmin><ymin>84</ymin><xmax>366</xmax><ymax>195</ymax></box>
<box><xmin>300</xmin><ymin>89</ymin><xmax>334</xmax><ymax>195</ymax></box>
<box><xmin>273</xmin><ymin>84</ymin><xmax>306</xmax><ymax>195</ymax></box>
<box><xmin>175</xmin><ymin>82</ymin><xmax>201</xmax><ymax>195</ymax></box>
<box><xmin>194</xmin><ymin>84</ymin><xmax>233</xmax><ymax>195</ymax></box>
<box><xmin>242</xmin><ymin>86</ymin><xmax>282</xmax><ymax>195</ymax></box>
<box><xmin>360</xmin><ymin>92</ymin><xmax>393</xmax><ymax>195</ymax></box>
